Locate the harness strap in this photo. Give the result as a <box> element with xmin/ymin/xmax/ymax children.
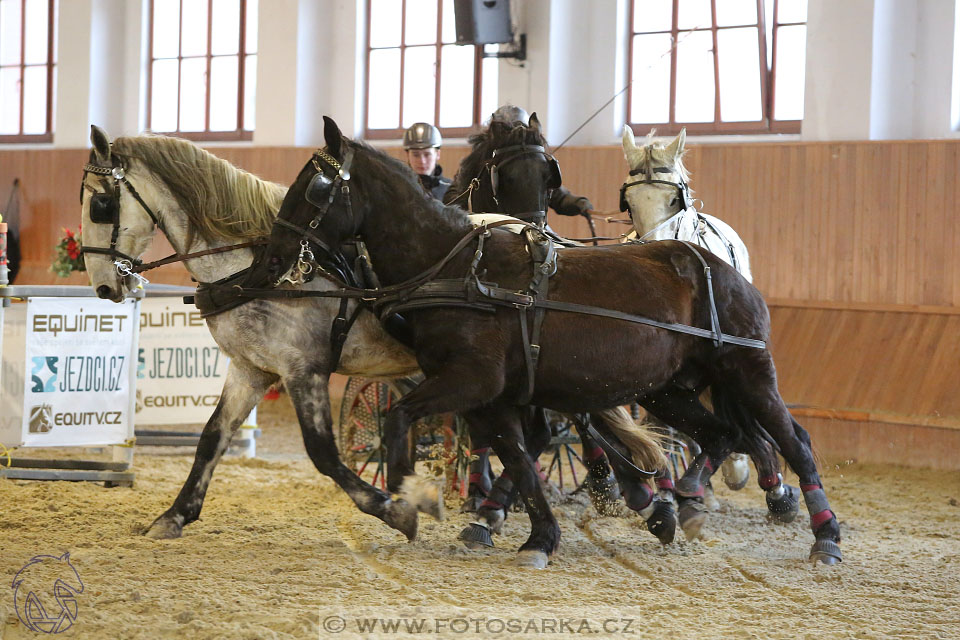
<box><xmin>132</xmin><ymin>239</ymin><xmax>267</xmax><ymax>273</ymax></box>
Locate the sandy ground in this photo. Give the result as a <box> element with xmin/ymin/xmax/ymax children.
<box><xmin>2</xmin><ymin>394</ymin><xmax>959</xmax><ymax>640</ymax></box>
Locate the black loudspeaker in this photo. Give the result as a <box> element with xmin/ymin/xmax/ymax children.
<box><xmin>454</xmin><ymin>0</ymin><xmax>513</xmax><ymax>45</ymax></box>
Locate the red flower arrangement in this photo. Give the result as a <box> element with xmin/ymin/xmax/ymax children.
<box><xmin>51</xmin><ymin>226</ymin><xmax>86</xmax><ymax>277</ymax></box>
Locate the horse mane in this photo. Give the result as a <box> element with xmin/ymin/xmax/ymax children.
<box><xmin>638</xmin><ymin>130</ymin><xmax>690</xmax><ymax>182</ymax></box>
<box><xmin>447</xmin><ymin>120</ymin><xmax>549</xmax><ymax>199</ymax></box>
<box><xmin>111</xmin><ymin>135</ymin><xmax>286</xmax><ymax>241</ymax></box>
<box><xmin>348</xmin><ymin>139</ymin><xmax>473</xmax><ymax>233</ymax></box>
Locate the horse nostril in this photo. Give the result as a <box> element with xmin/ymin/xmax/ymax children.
<box><xmin>96</xmin><ymin>285</ymin><xmax>112</xmax><ymax>299</ymax></box>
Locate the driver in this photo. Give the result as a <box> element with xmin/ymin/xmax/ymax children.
<box><xmin>403</xmin><ymin>122</ymin><xmax>453</xmax><ymax>201</ymax></box>
<box><xmin>489</xmin><ymin>105</ymin><xmax>594</xmax><ymax>219</ymax></box>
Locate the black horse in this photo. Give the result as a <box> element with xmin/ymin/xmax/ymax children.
<box><xmin>263</xmin><ymin>117</ymin><xmax>842</xmax><ymax>567</ymax></box>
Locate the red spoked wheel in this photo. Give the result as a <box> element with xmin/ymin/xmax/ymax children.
<box><xmin>337</xmin><ymin>376</ymin><xmax>469</xmax><ymax>494</ymax></box>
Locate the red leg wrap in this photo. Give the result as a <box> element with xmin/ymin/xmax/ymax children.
<box><xmin>656</xmin><ymin>477</ymin><xmax>675</xmax><ymax>491</ymax></box>
<box><xmin>759</xmin><ymin>474</ymin><xmax>781</xmax><ymax>490</ymax></box>
<box><xmin>810</xmin><ymin>509</ymin><xmax>834</xmax><ymax>530</ymax></box>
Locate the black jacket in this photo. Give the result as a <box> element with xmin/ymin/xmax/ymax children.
<box><xmin>549</xmin><ymin>186</ymin><xmax>592</xmax><ymax>216</ymax></box>
<box><xmin>418</xmin><ymin>165</ymin><xmax>453</xmax><ymax>201</ymax></box>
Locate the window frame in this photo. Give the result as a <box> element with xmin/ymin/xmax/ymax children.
<box><xmin>146</xmin><ymin>0</ymin><xmax>255</xmax><ymax>142</ymax></box>
<box><xmin>0</xmin><ymin>0</ymin><xmax>57</xmax><ymax>143</ymax></box>
<box><xmin>363</xmin><ymin>0</ymin><xmax>488</xmax><ymax>141</ymax></box>
<box><xmin>626</xmin><ymin>0</ymin><xmax>803</xmax><ymax>136</ymax></box>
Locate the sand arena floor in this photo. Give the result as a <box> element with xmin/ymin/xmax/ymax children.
<box><xmin>1</xmin><ymin>394</ymin><xmax>959</xmax><ymax>639</ymax></box>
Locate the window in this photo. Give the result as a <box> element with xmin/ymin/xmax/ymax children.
<box><xmin>627</xmin><ymin>0</ymin><xmax>807</xmax><ymax>135</ymax></box>
<box><xmin>365</xmin><ymin>0</ymin><xmax>499</xmax><ymax>139</ymax></box>
<box><xmin>0</xmin><ymin>0</ymin><xmax>57</xmax><ymax>143</ymax></box>
<box><xmin>148</xmin><ymin>0</ymin><xmax>257</xmax><ymax>141</ymax></box>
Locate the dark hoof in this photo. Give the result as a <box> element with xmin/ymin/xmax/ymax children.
<box><xmin>720</xmin><ymin>454</ymin><xmax>750</xmax><ymax>491</ymax></box>
<box><xmin>766</xmin><ymin>484</ymin><xmax>801</xmax><ymax>523</ymax></box>
<box><xmin>809</xmin><ymin>539</ymin><xmax>842</xmax><ymax>565</ymax></box>
<box><xmin>678</xmin><ymin>500</ymin><xmax>708</xmax><ymax>541</ymax></box>
<box><xmin>384</xmin><ymin>499</ymin><xmax>419</xmax><ymax>541</ymax></box>
<box><xmin>645</xmin><ymin>499</ymin><xmax>677</xmax><ymax>545</ymax></box>
<box><xmin>458</xmin><ymin>522</ymin><xmax>494</xmax><ymax>550</ymax></box>
<box><xmin>585</xmin><ymin>472</ymin><xmax>622</xmax><ymax>515</ymax></box>
<box><xmin>460</xmin><ymin>495</ymin><xmax>485</xmax><ymax>514</ymax></box>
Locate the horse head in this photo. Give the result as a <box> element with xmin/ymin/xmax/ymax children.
<box><xmin>80</xmin><ymin>125</ymin><xmax>160</xmax><ymax>302</ymax></box>
<box><xmin>447</xmin><ymin>113</ymin><xmax>561</xmax><ymax>223</ymax></box>
<box><xmin>620</xmin><ymin>126</ymin><xmax>693</xmax><ymax>234</ymax></box>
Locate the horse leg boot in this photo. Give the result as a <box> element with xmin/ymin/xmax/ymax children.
<box><xmin>289</xmin><ymin>370</ymin><xmax>420</xmax><ymax>540</ymax></box>
<box><xmin>461</xmin><ymin>443</ymin><xmax>494</xmax><ymax>513</ymax></box>
<box><xmin>576</xmin><ymin>419</ymin><xmax>622</xmax><ymax>515</ymax></box>
<box><xmin>466</xmin><ymin>406</ymin><xmax>553</xmax><ymax>542</ymax></box>
<box><xmin>717</xmin><ymin>352</ymin><xmax>841</xmax><ymax>564</ymax></box>
<box><xmin>382</xmin><ymin>364</ymin><xmax>507</xmax><ymax>521</ymax></box>
<box><xmin>583</xmin><ymin>412</ymin><xmax>675</xmax><ymax>544</ymax></box>
<box><xmin>145</xmin><ymin>363</ymin><xmax>273</xmax><ymax>539</ymax></box>
<box><xmin>640</xmin><ymin>386</ymin><xmax>739</xmax><ymax>541</ymax></box>
<box><xmin>746</xmin><ymin>436</ymin><xmax>801</xmax><ymax>523</ymax></box>
<box><xmin>468</xmin><ymin>404</ymin><xmax>560</xmax><ymax>569</ymax></box>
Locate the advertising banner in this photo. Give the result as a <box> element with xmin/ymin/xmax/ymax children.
<box><xmin>21</xmin><ymin>297</ymin><xmax>139</xmax><ymax>447</ymax></box>
<box><xmin>136</xmin><ymin>298</ymin><xmax>229</xmax><ymax>425</ymax></box>
<box><xmin>0</xmin><ymin>302</ymin><xmax>26</xmax><ymax>447</ymax></box>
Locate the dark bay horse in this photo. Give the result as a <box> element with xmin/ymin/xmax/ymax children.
<box><xmin>264</xmin><ymin>117</ymin><xmax>842</xmax><ymax>567</ymax></box>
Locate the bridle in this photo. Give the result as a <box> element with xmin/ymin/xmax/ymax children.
<box><xmin>619</xmin><ymin>156</ymin><xmax>693</xmax><ymax>214</ymax></box>
<box><xmin>447</xmin><ymin>143</ymin><xmax>561</xmax><ymax>225</ymax></box>
<box><xmin>271</xmin><ymin>145</ymin><xmax>356</xmax><ymax>286</ymax></box>
<box><xmin>80</xmin><ymin>151</ymin><xmax>267</xmax><ymax>285</ymax></box>
<box><xmin>79</xmin><ymin>153</ymin><xmax>162</xmax><ymax>279</ymax></box>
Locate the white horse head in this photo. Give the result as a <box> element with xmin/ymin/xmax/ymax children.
<box><xmin>620</xmin><ymin>126</ymin><xmax>753</xmax><ymax>281</ymax></box>
<box><xmin>81</xmin><ymin>125</ymin><xmax>281</xmax><ymax>302</ymax></box>
<box><xmin>620</xmin><ymin>126</ymin><xmax>691</xmax><ymax>235</ymax></box>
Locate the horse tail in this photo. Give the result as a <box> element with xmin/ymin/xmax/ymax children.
<box><xmin>710</xmin><ymin>382</ymin><xmax>779</xmax><ymax>459</ymax></box>
<box><xmin>594</xmin><ymin>406</ymin><xmax>667</xmax><ymax>472</ymax></box>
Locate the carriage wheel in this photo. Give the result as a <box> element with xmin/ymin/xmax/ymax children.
<box><xmin>336</xmin><ymin>376</ymin><xmax>467</xmax><ymax>494</ymax></box>
<box><xmin>542</xmin><ymin>410</ymin><xmax>590</xmax><ymax>494</ymax></box>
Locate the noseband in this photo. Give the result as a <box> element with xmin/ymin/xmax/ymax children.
<box><xmin>619</xmin><ymin>159</ymin><xmax>693</xmax><ymax>213</ymax></box>
<box><xmin>80</xmin><ymin>153</ymin><xmax>162</xmax><ymax>278</ymax></box>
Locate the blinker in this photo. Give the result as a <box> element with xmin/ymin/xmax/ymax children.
<box><xmin>90</xmin><ymin>193</ymin><xmax>117</xmax><ymax>224</ymax></box>
<box><xmin>305</xmin><ymin>172</ymin><xmax>335</xmax><ymax>207</ymax></box>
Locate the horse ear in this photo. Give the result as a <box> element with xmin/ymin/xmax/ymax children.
<box><xmin>90</xmin><ymin>125</ymin><xmax>111</xmax><ymax>162</ymax></box>
<box><xmin>665</xmin><ymin>128</ymin><xmax>686</xmax><ymax>161</ymax></box>
<box><xmin>621</xmin><ymin>125</ymin><xmax>642</xmax><ymax>169</ymax></box>
<box><xmin>529</xmin><ymin>112</ymin><xmax>542</xmax><ymax>133</ymax></box>
<box><xmin>322</xmin><ymin>116</ymin><xmax>342</xmax><ymax>157</ymax></box>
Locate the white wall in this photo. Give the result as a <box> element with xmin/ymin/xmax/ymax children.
<box><xmin>29</xmin><ymin>0</ymin><xmax>960</xmax><ymax>148</ymax></box>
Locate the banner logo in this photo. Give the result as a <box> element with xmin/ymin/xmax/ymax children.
<box><xmin>30</xmin><ymin>357</ymin><xmax>58</xmax><ymax>393</ymax></box>
<box><xmin>28</xmin><ymin>404</ymin><xmax>54</xmax><ymax>434</ymax></box>
<box><xmin>12</xmin><ymin>552</ymin><xmax>84</xmax><ymax>634</ymax></box>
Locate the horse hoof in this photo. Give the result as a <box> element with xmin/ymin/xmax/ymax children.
<box><xmin>678</xmin><ymin>501</ymin><xmax>708</xmax><ymax>541</ymax></box>
<box><xmin>721</xmin><ymin>454</ymin><xmax>750</xmax><ymax>491</ymax></box>
<box><xmin>809</xmin><ymin>539</ymin><xmax>842</xmax><ymax>565</ymax></box>
<box><xmin>144</xmin><ymin>515</ymin><xmax>183</xmax><ymax>540</ymax></box>
<box><xmin>458</xmin><ymin>522</ymin><xmax>494</xmax><ymax>550</ymax></box>
<box><xmin>477</xmin><ymin>507</ymin><xmax>506</xmax><ymax>535</ymax></box>
<box><xmin>384</xmin><ymin>499</ymin><xmax>419</xmax><ymax>541</ymax></box>
<box><xmin>645</xmin><ymin>499</ymin><xmax>677</xmax><ymax>545</ymax></box>
<box><xmin>766</xmin><ymin>484</ymin><xmax>801</xmax><ymax>523</ymax></box>
<box><xmin>585</xmin><ymin>472</ymin><xmax>622</xmax><ymax>516</ymax></box>
<box><xmin>515</xmin><ymin>550</ymin><xmax>549</xmax><ymax>569</ymax></box>
<box><xmin>400</xmin><ymin>475</ymin><xmax>445</xmax><ymax>521</ymax></box>
<box><xmin>460</xmin><ymin>495</ymin><xmax>485</xmax><ymax>514</ymax></box>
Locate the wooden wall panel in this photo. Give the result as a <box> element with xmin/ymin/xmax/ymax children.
<box><xmin>3</xmin><ymin>138</ymin><xmax>960</xmax><ymax>467</ymax></box>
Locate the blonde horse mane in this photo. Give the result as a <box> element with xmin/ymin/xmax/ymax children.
<box><xmin>111</xmin><ymin>135</ymin><xmax>286</xmax><ymax>241</ymax></box>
